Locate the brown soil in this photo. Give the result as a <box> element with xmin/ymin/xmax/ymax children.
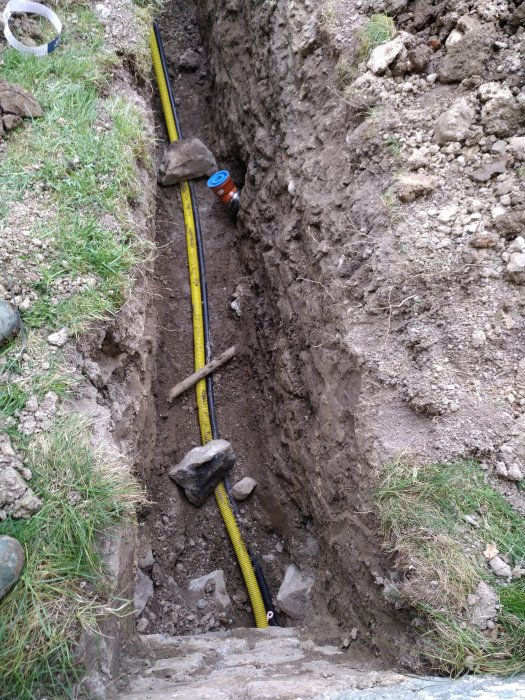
<box><xmin>138</xmin><ymin>3</ymin><xmax>319</xmax><ymax>639</ymax></box>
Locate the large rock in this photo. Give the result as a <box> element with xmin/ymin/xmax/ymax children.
<box><xmin>438</xmin><ymin>29</ymin><xmax>495</xmax><ymax>83</ymax></box>
<box><xmin>188</xmin><ymin>569</ymin><xmax>232</xmax><ymax>611</ymax></box>
<box><xmin>276</xmin><ymin>564</ymin><xmax>314</xmax><ymax>619</ymax></box>
<box><xmin>169</xmin><ymin>439</ymin><xmax>235</xmax><ymax>506</ymax></box>
<box><xmin>480</xmin><ymin>84</ymin><xmax>524</xmax><ymax>138</ymax></box>
<box><xmin>158</xmin><ymin>138</ymin><xmax>217</xmax><ymax>185</ymax></box>
<box><xmin>396</xmin><ymin>173</ymin><xmax>437</xmax><ymax>202</ymax></box>
<box><xmin>469</xmin><ymin>581</ymin><xmax>498</xmax><ymax>630</ymax></box>
<box><xmin>432</xmin><ymin>98</ymin><xmax>475</xmax><ymax>145</ymax></box>
<box><xmin>508</xmin><ymin>136</ymin><xmax>525</xmax><ymax>161</ymax></box>
<box><xmin>0</xmin><ymin>80</ymin><xmax>43</xmax><ymax>118</ymax></box>
<box><xmin>0</xmin><ymin>536</ymin><xmax>25</xmax><ymax>601</ymax></box>
<box><xmin>367</xmin><ymin>35</ymin><xmax>405</xmax><ymax>76</ymax></box>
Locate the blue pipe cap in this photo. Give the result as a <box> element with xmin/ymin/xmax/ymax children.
<box><xmin>207</xmin><ymin>170</ymin><xmax>230</xmax><ymax>188</ymax></box>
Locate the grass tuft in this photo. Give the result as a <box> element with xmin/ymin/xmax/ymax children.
<box><xmin>377</xmin><ymin>459</ymin><xmax>525</xmax><ymax>675</ymax></box>
<box><xmin>358</xmin><ymin>14</ymin><xmax>396</xmax><ymax>60</ymax></box>
<box><xmin>0</xmin><ymin>416</ymin><xmax>143</xmax><ymax>699</ymax></box>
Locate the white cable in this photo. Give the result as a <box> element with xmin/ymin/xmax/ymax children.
<box><xmin>3</xmin><ymin>1</ymin><xmax>62</xmax><ymax>56</ymax></box>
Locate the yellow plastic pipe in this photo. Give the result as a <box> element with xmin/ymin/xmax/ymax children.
<box><xmin>149</xmin><ymin>29</ymin><xmax>268</xmax><ymax>629</ymax></box>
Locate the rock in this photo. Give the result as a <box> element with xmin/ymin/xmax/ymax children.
<box><xmin>0</xmin><ymin>535</ymin><xmax>25</xmax><ymax>601</ymax></box>
<box><xmin>0</xmin><ymin>466</ymin><xmax>42</xmax><ymax>518</ymax></box>
<box><xmin>188</xmin><ymin>570</ymin><xmax>232</xmax><ymax>611</ymax></box>
<box><xmin>396</xmin><ymin>173</ymin><xmax>437</xmax><ymax>202</ymax></box>
<box><xmin>136</xmin><ymin>616</ymin><xmax>149</xmax><ymax>633</ymax></box>
<box><xmin>0</xmin><ymin>80</ymin><xmax>43</xmax><ymax>118</ymax></box>
<box><xmin>470</xmin><ymin>581</ymin><xmax>498</xmax><ymax>630</ymax></box>
<box><xmin>508</xmin><ymin>136</ymin><xmax>525</xmax><ymax>161</ymax></box>
<box><xmin>507</xmin><ymin>463</ymin><xmax>524</xmax><ymax>481</ymax></box>
<box><xmin>138</xmin><ymin>531</ymin><xmax>155</xmax><ymax>571</ymax></box>
<box><xmin>0</xmin><ymin>300</ymin><xmax>20</xmax><ymax>347</ymax></box>
<box><xmin>47</xmin><ymin>327</ymin><xmax>69</xmax><ymax>347</ymax></box>
<box><xmin>437</xmin><ymin>204</ymin><xmax>458</xmax><ymax>224</ymax></box>
<box><xmin>437</xmin><ymin>29</ymin><xmax>495</xmax><ymax>83</ymax></box>
<box><xmin>158</xmin><ymin>138</ymin><xmax>217</xmax><ymax>186</ymax></box>
<box><xmin>509</xmin><ymin>2</ymin><xmax>525</xmax><ymax>29</ymax></box>
<box><xmin>231</xmin><ymin>476</ymin><xmax>257</xmax><ymax>501</ymax></box>
<box><xmin>468</xmin><ymin>158</ymin><xmax>509</xmax><ymax>183</ymax></box>
<box><xmin>179</xmin><ymin>48</ymin><xmax>201</xmax><ymax>71</ymax></box>
<box><xmin>495</xmin><ymin>208</ymin><xmax>525</xmax><ymax>240</ymax></box>
<box><xmin>471</xmin><ymin>329</ymin><xmax>486</xmax><ymax>348</ymax></box>
<box><xmin>432</xmin><ymin>99</ymin><xmax>475</xmax><ymax>145</ymax></box>
<box><xmin>489</xmin><ymin>556</ymin><xmax>512</xmax><ymax>579</ymax></box>
<box><xmin>276</xmin><ymin>564</ymin><xmax>314</xmax><ymax>619</ymax></box>
<box><xmin>367</xmin><ymin>36</ymin><xmax>406</xmax><ymax>75</ymax></box>
<box><xmin>2</xmin><ymin>114</ymin><xmax>22</xmax><ymax>131</ymax></box>
<box><xmin>469</xmin><ymin>230</ymin><xmax>499</xmax><ymax>248</ymax></box>
<box><xmin>480</xmin><ymin>85</ymin><xmax>524</xmax><ymax>138</ymax></box>
<box><xmin>134</xmin><ymin>568</ymin><xmax>154</xmax><ymax>616</ymax></box>
<box><xmin>506</xmin><ymin>253</ymin><xmax>525</xmax><ymax>283</ymax></box>
<box><xmin>169</xmin><ymin>440</ymin><xmax>235</xmax><ymax>506</ymax></box>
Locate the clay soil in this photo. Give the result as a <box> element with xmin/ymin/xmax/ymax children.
<box><xmin>138</xmin><ymin>3</ymin><xmax>303</xmax><ymax>637</ymax></box>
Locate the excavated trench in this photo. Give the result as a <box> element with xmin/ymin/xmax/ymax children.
<box><xmin>133</xmin><ymin>0</ymin><xmax>411</xmax><ymax>670</ymax></box>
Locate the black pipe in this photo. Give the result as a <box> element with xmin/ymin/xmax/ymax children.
<box><xmin>154</xmin><ymin>21</ymin><xmax>278</xmax><ymax>625</ymax></box>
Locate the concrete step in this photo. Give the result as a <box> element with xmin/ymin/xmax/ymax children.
<box><xmin>117</xmin><ymin>627</ymin><xmax>403</xmax><ymax>699</ymax></box>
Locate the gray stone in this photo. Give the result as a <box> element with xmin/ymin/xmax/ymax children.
<box><xmin>0</xmin><ymin>300</ymin><xmax>20</xmax><ymax>347</ymax></box>
<box><xmin>470</xmin><ymin>581</ymin><xmax>498</xmax><ymax>630</ymax></box>
<box><xmin>158</xmin><ymin>138</ymin><xmax>217</xmax><ymax>186</ymax></box>
<box><xmin>0</xmin><ymin>535</ymin><xmax>25</xmax><ymax>601</ymax></box>
<box><xmin>438</xmin><ymin>29</ymin><xmax>495</xmax><ymax>83</ymax></box>
<box><xmin>489</xmin><ymin>556</ymin><xmax>512</xmax><ymax>579</ymax></box>
<box><xmin>433</xmin><ymin>99</ymin><xmax>475</xmax><ymax>145</ymax></box>
<box><xmin>0</xmin><ymin>80</ymin><xmax>43</xmax><ymax>117</ymax></box>
<box><xmin>47</xmin><ymin>327</ymin><xmax>69</xmax><ymax>347</ymax></box>
<box><xmin>188</xmin><ymin>569</ymin><xmax>232</xmax><ymax>611</ymax></box>
<box><xmin>169</xmin><ymin>439</ymin><xmax>235</xmax><ymax>506</ymax></box>
<box><xmin>481</xmin><ymin>85</ymin><xmax>524</xmax><ymax>138</ymax></box>
<box><xmin>507</xmin><ymin>252</ymin><xmax>525</xmax><ymax>284</ymax></box>
<box><xmin>468</xmin><ymin>158</ymin><xmax>509</xmax><ymax>183</ymax></box>
<box><xmin>179</xmin><ymin>48</ymin><xmax>201</xmax><ymax>72</ymax></box>
<box><xmin>135</xmin><ymin>568</ymin><xmax>154</xmax><ymax>616</ymax></box>
<box><xmin>0</xmin><ymin>466</ymin><xmax>42</xmax><ymax>518</ymax></box>
<box><xmin>495</xmin><ymin>208</ymin><xmax>525</xmax><ymax>240</ymax></box>
<box><xmin>276</xmin><ymin>564</ymin><xmax>314</xmax><ymax>619</ymax></box>
<box><xmin>138</xmin><ymin>532</ymin><xmax>155</xmax><ymax>571</ymax></box>
<box><xmin>367</xmin><ymin>36</ymin><xmax>406</xmax><ymax>76</ymax></box>
<box><xmin>508</xmin><ymin>136</ymin><xmax>525</xmax><ymax>161</ymax></box>
<box><xmin>231</xmin><ymin>476</ymin><xmax>257</xmax><ymax>501</ymax></box>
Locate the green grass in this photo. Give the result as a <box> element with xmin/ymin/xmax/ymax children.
<box><xmin>0</xmin><ymin>417</ymin><xmax>142</xmax><ymax>699</ymax></box>
<box><xmin>378</xmin><ymin>460</ymin><xmax>525</xmax><ymax>675</ymax></box>
<box><xmin>0</xmin><ymin>5</ymin><xmax>151</xmax><ymax>336</ymax></box>
<box><xmin>358</xmin><ymin>14</ymin><xmax>396</xmax><ymax>60</ymax></box>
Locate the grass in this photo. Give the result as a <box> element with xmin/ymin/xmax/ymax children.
<box><xmin>0</xmin><ymin>5</ymin><xmax>152</xmax><ymax>336</ymax></box>
<box><xmin>358</xmin><ymin>14</ymin><xmax>396</xmax><ymax>60</ymax></box>
<box><xmin>0</xmin><ymin>2</ymin><xmax>153</xmax><ymax>696</ymax></box>
<box><xmin>377</xmin><ymin>459</ymin><xmax>525</xmax><ymax>675</ymax></box>
<box><xmin>0</xmin><ymin>417</ymin><xmax>142</xmax><ymax>699</ymax></box>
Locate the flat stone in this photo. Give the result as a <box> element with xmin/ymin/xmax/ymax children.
<box><xmin>0</xmin><ymin>80</ymin><xmax>43</xmax><ymax>118</ymax></box>
<box><xmin>135</xmin><ymin>568</ymin><xmax>154</xmax><ymax>616</ymax></box>
<box><xmin>470</xmin><ymin>581</ymin><xmax>498</xmax><ymax>630</ymax></box>
<box><xmin>188</xmin><ymin>569</ymin><xmax>232</xmax><ymax>611</ymax></box>
<box><xmin>469</xmin><ymin>230</ymin><xmax>499</xmax><ymax>248</ymax></box>
<box><xmin>158</xmin><ymin>138</ymin><xmax>217</xmax><ymax>186</ymax></box>
<box><xmin>0</xmin><ymin>535</ymin><xmax>25</xmax><ymax>601</ymax></box>
<box><xmin>169</xmin><ymin>440</ymin><xmax>235</xmax><ymax>506</ymax></box>
<box><xmin>276</xmin><ymin>564</ymin><xmax>314</xmax><ymax>619</ymax></box>
<box><xmin>231</xmin><ymin>476</ymin><xmax>257</xmax><ymax>501</ymax></box>
<box><xmin>489</xmin><ymin>556</ymin><xmax>512</xmax><ymax>579</ymax></box>
<box><xmin>468</xmin><ymin>158</ymin><xmax>509</xmax><ymax>183</ymax></box>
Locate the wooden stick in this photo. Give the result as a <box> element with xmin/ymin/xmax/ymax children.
<box><xmin>168</xmin><ymin>345</ymin><xmax>237</xmax><ymax>402</ymax></box>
